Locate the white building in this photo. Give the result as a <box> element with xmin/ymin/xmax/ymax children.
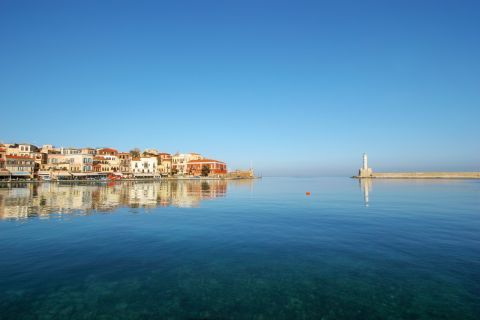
<box><xmin>60</xmin><ymin>147</ymin><xmax>82</xmax><ymax>155</ymax></box>
<box><xmin>172</xmin><ymin>153</ymin><xmax>203</xmax><ymax>175</ymax></box>
<box><xmin>131</xmin><ymin>157</ymin><xmax>158</xmax><ymax>177</ymax></box>
<box><xmin>44</xmin><ymin>154</ymin><xmax>93</xmax><ymax>173</ymax></box>
<box><xmin>5</xmin><ymin>143</ymin><xmax>39</xmax><ymax>157</ymax></box>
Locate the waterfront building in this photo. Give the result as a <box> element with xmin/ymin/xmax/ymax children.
<box><xmin>45</xmin><ymin>154</ymin><xmax>70</xmax><ymax>171</ymax></box>
<box><xmin>41</xmin><ymin>154</ymin><xmax>72</xmax><ymax>180</ymax></box>
<box><xmin>131</xmin><ymin>156</ymin><xmax>158</xmax><ymax>178</ymax></box>
<box><xmin>41</xmin><ymin>154</ymin><xmax>93</xmax><ymax>180</ymax></box>
<box><xmin>0</xmin><ymin>142</ymin><xmax>228</xmax><ymax>180</ymax></box>
<box><xmin>5</xmin><ymin>143</ymin><xmax>40</xmax><ymax>158</ymax></box>
<box><xmin>97</xmin><ymin>148</ymin><xmax>118</xmax><ymax>156</ymax></box>
<box><xmin>81</xmin><ymin>148</ymin><xmax>97</xmax><ymax>156</ymax></box>
<box><xmin>40</xmin><ymin>144</ymin><xmax>58</xmax><ymax>154</ymax></box>
<box><xmin>0</xmin><ymin>146</ymin><xmax>8</xmax><ymax>180</ymax></box>
<box><xmin>5</xmin><ymin>155</ymin><xmax>35</xmax><ymax>179</ymax></box>
<box><xmin>172</xmin><ymin>153</ymin><xmax>203</xmax><ymax>175</ymax></box>
<box><xmin>186</xmin><ymin>159</ymin><xmax>227</xmax><ymax>176</ymax></box>
<box><xmin>94</xmin><ymin>148</ymin><xmax>120</xmax><ymax>173</ymax></box>
<box><xmin>66</xmin><ymin>154</ymin><xmax>94</xmax><ymax>173</ymax></box>
<box><xmin>157</xmin><ymin>153</ymin><xmax>172</xmax><ymax>176</ymax></box>
<box><xmin>93</xmin><ymin>155</ymin><xmax>120</xmax><ymax>173</ymax></box>
<box><xmin>60</xmin><ymin>147</ymin><xmax>82</xmax><ymax>155</ymax></box>
<box><xmin>30</xmin><ymin>148</ymin><xmax>46</xmax><ymax>170</ymax></box>
<box><xmin>118</xmin><ymin>152</ymin><xmax>132</xmax><ymax>177</ymax></box>
<box><xmin>0</xmin><ymin>146</ymin><xmax>6</xmax><ymax>170</ymax></box>
<box><xmin>4</xmin><ymin>144</ymin><xmax>40</xmax><ymax>177</ymax></box>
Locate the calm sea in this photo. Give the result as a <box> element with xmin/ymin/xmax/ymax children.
<box><xmin>0</xmin><ymin>178</ymin><xmax>479</xmax><ymax>319</ymax></box>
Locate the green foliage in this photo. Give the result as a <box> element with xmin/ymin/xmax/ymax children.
<box><xmin>130</xmin><ymin>148</ymin><xmax>141</xmax><ymax>158</ymax></box>
<box><xmin>201</xmin><ymin>165</ymin><xmax>210</xmax><ymax>177</ymax></box>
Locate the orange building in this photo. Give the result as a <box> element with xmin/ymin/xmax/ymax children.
<box><xmin>5</xmin><ymin>155</ymin><xmax>35</xmax><ymax>178</ymax></box>
<box><xmin>0</xmin><ymin>147</ymin><xmax>5</xmax><ymax>170</ymax></box>
<box><xmin>186</xmin><ymin>159</ymin><xmax>227</xmax><ymax>176</ymax></box>
<box><xmin>97</xmin><ymin>148</ymin><xmax>118</xmax><ymax>156</ymax></box>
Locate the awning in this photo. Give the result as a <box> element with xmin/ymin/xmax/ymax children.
<box><xmin>0</xmin><ymin>171</ymin><xmax>10</xmax><ymax>176</ymax></box>
<box><xmin>133</xmin><ymin>173</ymin><xmax>155</xmax><ymax>177</ymax></box>
<box><xmin>53</xmin><ymin>172</ymin><xmax>72</xmax><ymax>177</ymax></box>
<box><xmin>10</xmin><ymin>172</ymin><xmax>31</xmax><ymax>176</ymax></box>
<box><xmin>71</xmin><ymin>172</ymin><xmax>99</xmax><ymax>176</ymax></box>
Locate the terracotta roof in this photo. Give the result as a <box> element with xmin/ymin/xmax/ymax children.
<box><xmin>98</xmin><ymin>148</ymin><xmax>118</xmax><ymax>153</ymax></box>
<box><xmin>6</xmin><ymin>155</ymin><xmax>34</xmax><ymax>160</ymax></box>
<box><xmin>187</xmin><ymin>159</ymin><xmax>225</xmax><ymax>164</ymax></box>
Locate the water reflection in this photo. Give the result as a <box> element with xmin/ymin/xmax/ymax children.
<box><xmin>359</xmin><ymin>179</ymin><xmax>372</xmax><ymax>207</ymax></box>
<box><xmin>0</xmin><ymin>180</ymin><xmax>234</xmax><ymax>220</ymax></box>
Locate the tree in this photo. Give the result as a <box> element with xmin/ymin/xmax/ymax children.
<box><xmin>130</xmin><ymin>148</ymin><xmax>141</xmax><ymax>158</ymax></box>
<box><xmin>171</xmin><ymin>167</ymin><xmax>178</xmax><ymax>175</ymax></box>
<box><xmin>201</xmin><ymin>165</ymin><xmax>210</xmax><ymax>177</ymax></box>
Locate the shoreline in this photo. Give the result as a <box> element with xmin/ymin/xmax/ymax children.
<box><xmin>0</xmin><ymin>176</ymin><xmax>259</xmax><ymax>184</ymax></box>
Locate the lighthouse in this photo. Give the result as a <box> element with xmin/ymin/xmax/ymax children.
<box><xmin>358</xmin><ymin>153</ymin><xmax>373</xmax><ymax>177</ymax></box>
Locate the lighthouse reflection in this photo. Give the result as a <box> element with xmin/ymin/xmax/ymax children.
<box><xmin>359</xmin><ymin>179</ymin><xmax>373</xmax><ymax>207</ymax></box>
<box><xmin>0</xmin><ymin>180</ymin><xmax>235</xmax><ymax>220</ymax></box>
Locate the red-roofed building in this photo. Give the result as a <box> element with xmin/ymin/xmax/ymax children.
<box><xmin>97</xmin><ymin>148</ymin><xmax>118</xmax><ymax>156</ymax></box>
<box><xmin>93</xmin><ymin>154</ymin><xmax>120</xmax><ymax>173</ymax></box>
<box><xmin>186</xmin><ymin>159</ymin><xmax>227</xmax><ymax>176</ymax></box>
<box><xmin>172</xmin><ymin>153</ymin><xmax>203</xmax><ymax>175</ymax></box>
<box><xmin>5</xmin><ymin>155</ymin><xmax>35</xmax><ymax>178</ymax></box>
<box><xmin>157</xmin><ymin>153</ymin><xmax>172</xmax><ymax>176</ymax></box>
<box><xmin>0</xmin><ymin>147</ymin><xmax>6</xmax><ymax>171</ymax></box>
<box><xmin>118</xmin><ymin>152</ymin><xmax>132</xmax><ymax>176</ymax></box>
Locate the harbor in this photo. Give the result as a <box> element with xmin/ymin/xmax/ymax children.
<box><xmin>0</xmin><ymin>143</ymin><xmax>257</xmax><ymax>182</ymax></box>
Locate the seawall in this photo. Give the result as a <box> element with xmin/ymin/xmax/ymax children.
<box><xmin>355</xmin><ymin>172</ymin><xmax>480</xmax><ymax>179</ymax></box>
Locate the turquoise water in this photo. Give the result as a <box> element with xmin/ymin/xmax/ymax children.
<box><xmin>0</xmin><ymin>178</ymin><xmax>479</xmax><ymax>319</ymax></box>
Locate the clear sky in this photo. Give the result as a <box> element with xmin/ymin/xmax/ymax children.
<box><xmin>0</xmin><ymin>0</ymin><xmax>479</xmax><ymax>176</ymax></box>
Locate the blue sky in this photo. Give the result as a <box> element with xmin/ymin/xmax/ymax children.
<box><xmin>0</xmin><ymin>0</ymin><xmax>479</xmax><ymax>176</ymax></box>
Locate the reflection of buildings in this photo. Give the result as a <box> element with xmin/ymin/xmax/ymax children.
<box><xmin>360</xmin><ymin>178</ymin><xmax>372</xmax><ymax>207</ymax></box>
<box><xmin>0</xmin><ymin>180</ymin><xmax>228</xmax><ymax>220</ymax></box>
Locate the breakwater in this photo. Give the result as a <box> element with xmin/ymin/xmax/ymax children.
<box><xmin>354</xmin><ymin>172</ymin><xmax>480</xmax><ymax>179</ymax></box>
<box><xmin>355</xmin><ymin>154</ymin><xmax>480</xmax><ymax>179</ymax></box>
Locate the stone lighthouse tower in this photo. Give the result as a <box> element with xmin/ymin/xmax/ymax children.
<box><xmin>363</xmin><ymin>153</ymin><xmax>369</xmax><ymax>171</ymax></box>
<box><xmin>358</xmin><ymin>153</ymin><xmax>373</xmax><ymax>178</ymax></box>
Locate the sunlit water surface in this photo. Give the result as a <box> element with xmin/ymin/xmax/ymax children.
<box><xmin>0</xmin><ymin>178</ymin><xmax>479</xmax><ymax>319</ymax></box>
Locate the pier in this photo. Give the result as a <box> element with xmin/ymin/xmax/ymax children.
<box><xmin>354</xmin><ymin>154</ymin><xmax>480</xmax><ymax>179</ymax></box>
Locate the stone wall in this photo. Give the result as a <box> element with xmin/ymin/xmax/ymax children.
<box><xmin>369</xmin><ymin>172</ymin><xmax>480</xmax><ymax>179</ymax></box>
